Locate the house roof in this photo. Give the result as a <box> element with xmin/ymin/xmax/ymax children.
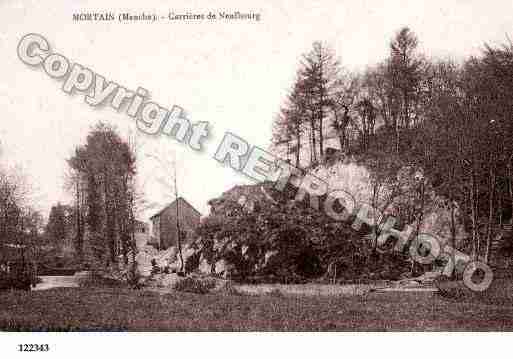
<box><xmin>149</xmin><ymin>197</ymin><xmax>202</xmax><ymax>220</ymax></box>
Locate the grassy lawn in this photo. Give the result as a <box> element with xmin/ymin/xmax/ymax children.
<box><xmin>1</xmin><ymin>287</ymin><xmax>513</xmax><ymax>331</ymax></box>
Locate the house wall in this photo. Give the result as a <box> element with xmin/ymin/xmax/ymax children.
<box><xmin>150</xmin><ymin>216</ymin><xmax>161</xmax><ymax>247</ymax></box>
<box><xmin>133</xmin><ymin>221</ymin><xmax>149</xmax><ymax>249</ymax></box>
<box><xmin>154</xmin><ymin>199</ymin><xmax>201</xmax><ymax>250</ymax></box>
<box><xmin>134</xmin><ymin>221</ymin><xmax>149</xmax><ymax>234</ymax></box>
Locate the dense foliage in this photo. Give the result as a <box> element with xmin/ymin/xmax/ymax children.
<box><xmin>67</xmin><ymin>123</ymin><xmax>138</xmax><ymax>269</ymax></box>
<box><xmin>271</xmin><ymin>27</ymin><xmax>513</xmax><ymax>266</ymax></box>
<box><xmin>195</xmin><ymin>186</ymin><xmax>411</xmax><ymax>283</ymax></box>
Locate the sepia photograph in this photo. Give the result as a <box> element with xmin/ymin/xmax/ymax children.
<box><xmin>1</xmin><ymin>0</ymin><xmax>513</xmax><ymax>356</ymax></box>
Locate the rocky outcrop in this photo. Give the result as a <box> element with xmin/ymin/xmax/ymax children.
<box><xmin>135</xmin><ymin>245</ymin><xmax>177</xmax><ymax>276</ymax></box>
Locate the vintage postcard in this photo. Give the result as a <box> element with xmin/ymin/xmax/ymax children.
<box><xmin>1</xmin><ymin>0</ymin><xmax>512</xmax><ymax>357</ymax></box>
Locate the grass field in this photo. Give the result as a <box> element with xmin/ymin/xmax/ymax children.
<box><xmin>1</xmin><ymin>287</ymin><xmax>513</xmax><ymax>331</ymax></box>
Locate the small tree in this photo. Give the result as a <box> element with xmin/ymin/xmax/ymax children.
<box><xmin>45</xmin><ymin>203</ymin><xmax>67</xmax><ymax>251</ymax></box>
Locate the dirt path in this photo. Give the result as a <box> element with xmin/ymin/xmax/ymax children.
<box><xmin>234</xmin><ymin>283</ymin><xmax>375</xmax><ymax>296</ymax></box>
<box><xmin>34</xmin><ymin>275</ymin><xmax>79</xmax><ymax>291</ymax></box>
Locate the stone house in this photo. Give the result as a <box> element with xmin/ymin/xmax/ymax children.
<box><xmin>149</xmin><ymin>198</ymin><xmax>201</xmax><ymax>250</ymax></box>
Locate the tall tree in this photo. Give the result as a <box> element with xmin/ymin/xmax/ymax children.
<box><xmin>45</xmin><ymin>203</ymin><xmax>67</xmax><ymax>249</ymax></box>
<box><xmin>301</xmin><ymin>42</ymin><xmax>341</xmax><ymax>161</ymax></box>
<box><xmin>387</xmin><ymin>27</ymin><xmax>424</xmax><ymax>152</ymax></box>
<box><xmin>68</xmin><ymin>123</ymin><xmax>136</xmax><ymax>267</ymax></box>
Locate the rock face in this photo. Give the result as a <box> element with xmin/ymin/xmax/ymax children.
<box><xmin>135</xmin><ymin>245</ymin><xmax>177</xmax><ymax>276</ymax></box>
<box><xmin>214</xmin><ymin>260</ymin><xmax>230</xmax><ymax>277</ymax></box>
<box><xmin>208</xmin><ymin>183</ymin><xmax>279</xmax><ymax>216</ymax></box>
<box><xmin>198</xmin><ymin>257</ymin><xmax>211</xmax><ymax>274</ymax></box>
<box><xmin>136</xmin><ymin>238</ymin><xmax>230</xmax><ymax>278</ymax></box>
<box><xmin>196</xmin><ymin>256</ymin><xmax>232</xmax><ymax>278</ymax></box>
<box><xmin>169</xmin><ymin>158</ymin><xmax>470</xmax><ymax>284</ymax></box>
<box><xmin>168</xmin><ymin>245</ymin><xmax>197</xmax><ymax>272</ymax></box>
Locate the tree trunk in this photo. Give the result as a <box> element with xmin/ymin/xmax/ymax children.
<box><xmin>75</xmin><ymin>179</ymin><xmax>84</xmax><ymax>262</ymax></box>
<box><xmin>485</xmin><ymin>164</ymin><xmax>496</xmax><ymax>264</ymax></box>
<box><xmin>295</xmin><ymin>123</ymin><xmax>301</xmax><ymax>168</ymax></box>
<box><xmin>319</xmin><ymin>109</ymin><xmax>324</xmax><ymax>158</ymax></box>
<box><xmin>470</xmin><ymin>167</ymin><xmax>478</xmax><ymax>260</ymax></box>
<box><xmin>508</xmin><ymin>158</ymin><xmax>513</xmax><ymax>217</ymax></box>
<box><xmin>310</xmin><ymin>119</ymin><xmax>317</xmax><ymax>164</ymax></box>
<box><xmin>395</xmin><ymin>123</ymin><xmax>400</xmax><ymax>154</ymax></box>
<box><xmin>103</xmin><ymin>174</ymin><xmax>116</xmax><ymax>265</ymax></box>
<box><xmin>450</xmin><ymin>201</ymin><xmax>457</xmax><ymax>278</ymax></box>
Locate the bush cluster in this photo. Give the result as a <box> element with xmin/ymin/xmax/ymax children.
<box><xmin>173</xmin><ymin>277</ymin><xmax>217</xmax><ymax>294</ymax></box>
<box><xmin>195</xmin><ymin>191</ymin><xmax>412</xmax><ymax>284</ymax></box>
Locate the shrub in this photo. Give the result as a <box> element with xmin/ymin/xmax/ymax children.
<box><xmin>0</xmin><ymin>277</ymin><xmax>31</xmax><ymax>291</ymax></box>
<box><xmin>266</xmin><ymin>288</ymin><xmax>284</xmax><ymax>297</ymax></box>
<box><xmin>173</xmin><ymin>277</ymin><xmax>216</xmax><ymax>294</ymax></box>
<box><xmin>0</xmin><ymin>268</ymin><xmax>37</xmax><ymax>291</ymax></box>
<box><xmin>127</xmin><ymin>266</ymin><xmax>143</xmax><ymax>289</ymax></box>
<box><xmin>434</xmin><ymin>275</ymin><xmax>473</xmax><ymax>300</ymax></box>
<box><xmin>184</xmin><ymin>251</ymin><xmax>201</xmax><ymax>274</ymax></box>
<box><xmin>150</xmin><ymin>259</ymin><xmax>161</xmax><ymax>275</ymax></box>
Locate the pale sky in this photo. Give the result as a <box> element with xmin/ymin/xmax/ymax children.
<box><xmin>1</xmin><ymin>0</ymin><xmax>512</xmax><ymax>220</ymax></box>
